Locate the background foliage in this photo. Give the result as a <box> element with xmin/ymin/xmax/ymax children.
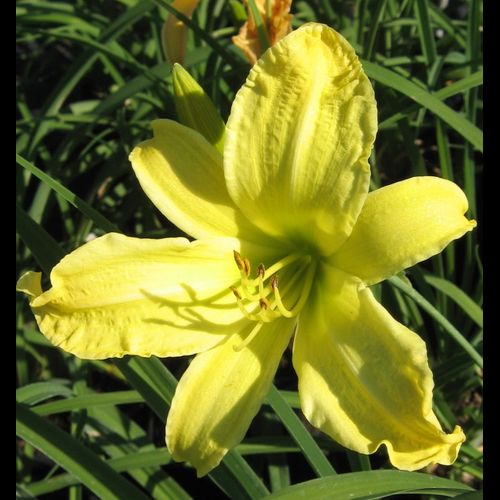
<box><xmin>16</xmin><ymin>0</ymin><xmax>483</xmax><ymax>498</ymax></box>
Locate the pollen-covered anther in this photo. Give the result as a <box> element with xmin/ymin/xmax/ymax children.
<box><xmin>233</xmin><ymin>250</ymin><xmax>251</xmax><ymax>277</ymax></box>
<box><xmin>270</xmin><ymin>275</ymin><xmax>278</xmax><ymax>290</ymax></box>
<box><xmin>257</xmin><ymin>263</ymin><xmax>265</xmax><ymax>277</ymax></box>
<box><xmin>230</xmin><ymin>251</ymin><xmax>313</xmax><ymax>329</ymax></box>
<box><xmin>243</xmin><ymin>258</ymin><xmax>251</xmax><ymax>277</ymax></box>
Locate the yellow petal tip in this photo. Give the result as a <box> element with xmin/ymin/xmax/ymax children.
<box><xmin>166</xmin><ymin>432</ymin><xmax>226</xmax><ymax>478</ymax></box>
<box><xmin>386</xmin><ymin>424</ymin><xmax>466</xmax><ymax>471</ymax></box>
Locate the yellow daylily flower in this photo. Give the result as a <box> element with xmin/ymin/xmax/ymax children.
<box><xmin>17</xmin><ymin>23</ymin><xmax>476</xmax><ymax>477</ymax></box>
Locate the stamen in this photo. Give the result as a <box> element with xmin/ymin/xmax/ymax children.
<box><xmin>230</xmin><ymin>251</ymin><xmax>315</xmax><ymax>326</ymax></box>
<box><xmin>257</xmin><ymin>263</ymin><xmax>266</xmax><ymax>297</ymax></box>
<box><xmin>233</xmin><ymin>321</ymin><xmax>264</xmax><ymax>352</ymax></box>
<box><xmin>233</xmin><ymin>250</ymin><xmax>252</xmax><ymax>277</ymax></box>
<box><xmin>232</xmin><ymin>285</ymin><xmax>275</xmax><ymax>321</ymax></box>
<box><xmin>243</xmin><ymin>258</ymin><xmax>251</xmax><ymax>277</ymax></box>
<box><xmin>260</xmin><ymin>252</ymin><xmax>303</xmax><ymax>281</ymax></box>
<box><xmin>271</xmin><ymin>260</ymin><xmax>317</xmax><ymax>318</ymax></box>
<box><xmin>233</xmin><ymin>250</ymin><xmax>247</xmax><ymax>274</ymax></box>
<box><xmin>257</xmin><ymin>263</ymin><xmax>265</xmax><ymax>277</ymax></box>
<box><xmin>235</xmin><ymin>295</ymin><xmax>261</xmax><ymax>321</ymax></box>
<box><xmin>270</xmin><ymin>275</ymin><xmax>278</xmax><ymax>289</ymax></box>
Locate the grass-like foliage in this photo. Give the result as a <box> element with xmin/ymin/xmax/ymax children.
<box><xmin>16</xmin><ymin>0</ymin><xmax>482</xmax><ymax>498</ymax></box>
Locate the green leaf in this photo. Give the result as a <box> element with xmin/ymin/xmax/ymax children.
<box><xmin>379</xmin><ymin>71</ymin><xmax>483</xmax><ymax>130</ymax></box>
<box><xmin>266</xmin><ymin>385</ymin><xmax>336</xmax><ymax>477</ymax></box>
<box><xmin>437</xmin><ymin>71</ymin><xmax>483</xmax><ymax>100</ymax></box>
<box><xmin>85</xmin><ymin>391</ymin><xmax>189</xmax><ymax>500</ymax></box>
<box><xmin>266</xmin><ymin>470</ymin><xmax>474</xmax><ymax>499</ymax></box>
<box><xmin>229</xmin><ymin>0</ymin><xmax>248</xmax><ymax>23</ymax></box>
<box><xmin>388</xmin><ymin>276</ymin><xmax>483</xmax><ymax>368</ymax></box>
<box><xmin>427</xmin><ymin>2</ymin><xmax>466</xmax><ymax>47</ymax></box>
<box><xmin>114</xmin><ymin>356</ymin><xmax>172</xmax><ymax>419</ymax></box>
<box><xmin>115</xmin><ymin>356</ymin><xmax>269</xmax><ymax>499</ymax></box>
<box><xmin>16</xmin><ymin>154</ymin><xmax>118</xmax><ymax>233</ymax></box>
<box><xmin>237</xmin><ymin>438</ymin><xmax>300</xmax><ymax>455</ymax></box>
<box><xmin>16</xmin><ymin>381</ymin><xmax>73</xmax><ymax>405</ymax></box>
<box><xmin>363</xmin><ymin>61</ymin><xmax>483</xmax><ymax>152</ymax></box>
<box><xmin>15</xmin><ymin>483</ymin><xmax>36</xmax><ymax>499</ymax></box>
<box><xmin>23</xmin><ymin>449</ymin><xmax>182</xmax><ymax>497</ymax></box>
<box><xmin>16</xmin><ymin>203</ymin><xmax>65</xmax><ymax>274</ymax></box>
<box><xmin>453</xmin><ymin>491</ymin><xmax>483</xmax><ymax>499</ymax></box>
<box><xmin>423</xmin><ymin>274</ymin><xmax>483</xmax><ymax>328</ymax></box>
<box><xmin>278</xmin><ymin>390</ymin><xmax>300</xmax><ymax>408</ymax></box>
<box><xmin>24</xmin><ymin>0</ymin><xmax>156</xmax><ymax>156</ymax></box>
<box><xmin>414</xmin><ymin>0</ymin><xmax>437</xmax><ymax>67</ymax></box>
<box><xmin>247</xmin><ymin>0</ymin><xmax>270</xmax><ymax>52</ymax></box>
<box><xmin>16</xmin><ymin>402</ymin><xmax>150</xmax><ymax>500</ymax></box>
<box><xmin>33</xmin><ymin>390</ymin><xmax>143</xmax><ymax>416</ymax></box>
<box><xmin>363</xmin><ymin>0</ymin><xmax>387</xmax><ymax>60</ymax></box>
<box><xmin>346</xmin><ymin>450</ymin><xmax>371</xmax><ymax>472</ymax></box>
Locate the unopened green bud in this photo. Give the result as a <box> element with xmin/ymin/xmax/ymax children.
<box><xmin>172</xmin><ymin>64</ymin><xmax>226</xmax><ymax>152</ymax></box>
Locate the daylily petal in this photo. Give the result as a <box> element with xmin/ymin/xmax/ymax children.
<box><xmin>293</xmin><ymin>264</ymin><xmax>465</xmax><ymax>470</ymax></box>
<box><xmin>129</xmin><ymin>119</ymin><xmax>261</xmax><ymax>240</ymax></box>
<box><xmin>17</xmin><ymin>233</ymin><xmax>248</xmax><ymax>359</ymax></box>
<box><xmin>331</xmin><ymin>177</ymin><xmax>477</xmax><ymax>285</ymax></box>
<box><xmin>166</xmin><ymin>317</ymin><xmax>295</xmax><ymax>476</ymax></box>
<box><xmin>225</xmin><ymin>23</ymin><xmax>377</xmax><ymax>254</ymax></box>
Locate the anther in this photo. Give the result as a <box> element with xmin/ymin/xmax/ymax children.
<box><xmin>233</xmin><ymin>251</ymin><xmax>251</xmax><ymax>277</ymax></box>
<box><xmin>243</xmin><ymin>258</ymin><xmax>251</xmax><ymax>277</ymax></box>
<box><xmin>233</xmin><ymin>250</ymin><xmax>243</xmax><ymax>268</ymax></box>
<box><xmin>270</xmin><ymin>275</ymin><xmax>278</xmax><ymax>290</ymax></box>
<box><xmin>233</xmin><ymin>250</ymin><xmax>247</xmax><ymax>274</ymax></box>
<box><xmin>230</xmin><ymin>251</ymin><xmax>314</xmax><ymax>327</ymax></box>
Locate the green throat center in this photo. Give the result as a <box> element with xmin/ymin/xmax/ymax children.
<box><xmin>230</xmin><ymin>250</ymin><xmax>317</xmax><ymax>351</ymax></box>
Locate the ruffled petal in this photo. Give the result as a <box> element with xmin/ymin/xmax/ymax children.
<box><xmin>17</xmin><ymin>233</ymin><xmax>248</xmax><ymax>359</ymax></box>
<box><xmin>293</xmin><ymin>264</ymin><xmax>465</xmax><ymax>470</ymax></box>
<box><xmin>166</xmin><ymin>317</ymin><xmax>295</xmax><ymax>476</ymax></box>
<box><xmin>225</xmin><ymin>23</ymin><xmax>377</xmax><ymax>254</ymax></box>
<box><xmin>331</xmin><ymin>177</ymin><xmax>476</xmax><ymax>285</ymax></box>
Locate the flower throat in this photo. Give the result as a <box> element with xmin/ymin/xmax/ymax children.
<box><xmin>230</xmin><ymin>250</ymin><xmax>316</xmax><ymax>351</ymax></box>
